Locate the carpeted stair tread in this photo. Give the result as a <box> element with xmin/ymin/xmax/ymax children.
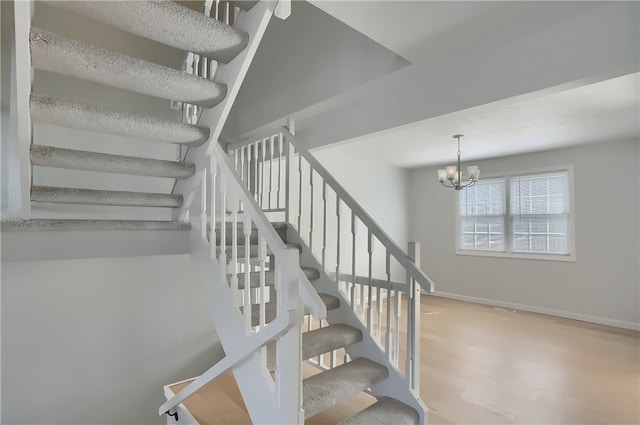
<box><xmin>31</xmin><ymin>145</ymin><xmax>195</xmax><ymax>179</ymax></box>
<box><xmin>248</xmin><ymin>293</ymin><xmax>339</xmax><ymax>327</ymax></box>
<box><xmin>234</xmin><ymin>266</ymin><xmax>320</xmax><ymax>289</ymax></box>
<box><xmin>31</xmin><ymin>186</ymin><xmax>182</xmax><ymax>208</ymax></box>
<box><xmin>303</xmin><ymin>358</ymin><xmax>389</xmax><ymax>418</ymax></box>
<box><xmin>44</xmin><ymin>0</ymin><xmax>249</xmax><ymax>63</ymax></box>
<box><xmin>30</xmin><ymin>27</ymin><xmax>226</xmax><ymax>108</ymax></box>
<box><xmin>0</xmin><ymin>219</ymin><xmax>190</xmax><ymax>232</ymax></box>
<box><xmin>30</xmin><ymin>94</ymin><xmax>209</xmax><ymax>145</ymax></box>
<box><xmin>267</xmin><ymin>324</ymin><xmax>362</xmax><ymax>371</ymax></box>
<box><xmin>337</xmin><ymin>397</ymin><xmax>420</xmax><ymax>425</ymax></box>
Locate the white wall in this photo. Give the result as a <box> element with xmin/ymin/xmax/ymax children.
<box><xmin>1</xmin><ymin>232</ymin><xmax>223</xmax><ymax>424</ymax></box>
<box><xmin>408</xmin><ymin>139</ymin><xmax>640</xmax><ymax>329</ymax></box>
<box><xmin>312</xmin><ymin>145</ymin><xmax>409</xmax><ymax>281</ymax></box>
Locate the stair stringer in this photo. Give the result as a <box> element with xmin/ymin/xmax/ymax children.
<box><xmin>284</xmin><ymin>225</ymin><xmax>428</xmax><ymax>424</ymax></box>
<box><xmin>181</xmin><ymin>228</ymin><xmax>302</xmax><ymax>424</ymax></box>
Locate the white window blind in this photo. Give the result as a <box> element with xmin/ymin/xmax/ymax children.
<box><xmin>459</xmin><ymin>179</ymin><xmax>505</xmax><ymax>251</ymax></box>
<box><xmin>511</xmin><ymin>171</ymin><xmax>569</xmax><ymax>254</ymax></box>
<box><xmin>456</xmin><ymin>168</ymin><xmax>573</xmax><ymax>259</ymax></box>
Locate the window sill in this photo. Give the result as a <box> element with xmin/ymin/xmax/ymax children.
<box><xmin>455</xmin><ymin>249</ymin><xmax>576</xmax><ymax>262</ymax></box>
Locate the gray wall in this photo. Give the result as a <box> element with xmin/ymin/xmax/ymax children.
<box><xmin>313</xmin><ymin>145</ymin><xmax>409</xmax><ymax>280</ymax></box>
<box><xmin>408</xmin><ymin>138</ymin><xmax>640</xmax><ymax>329</ymax></box>
<box><xmin>1</xmin><ymin>232</ymin><xmax>223</xmax><ymax>424</ymax></box>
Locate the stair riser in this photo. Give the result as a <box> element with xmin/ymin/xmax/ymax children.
<box><xmin>0</xmin><ymin>219</ymin><xmax>190</xmax><ymax>231</ymax></box>
<box><xmin>30</xmin><ymin>145</ymin><xmax>195</xmax><ymax>179</ymax></box>
<box><xmin>235</xmin><ymin>267</ymin><xmax>319</xmax><ymax>289</ymax></box>
<box><xmin>31</xmin><ymin>186</ymin><xmax>182</xmax><ymax>208</ymax></box>
<box><xmin>30</xmin><ymin>27</ymin><xmax>226</xmax><ymax>108</ymax></box>
<box><xmin>30</xmin><ymin>95</ymin><xmax>209</xmax><ymax>146</ymax></box>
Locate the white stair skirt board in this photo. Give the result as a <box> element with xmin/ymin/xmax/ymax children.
<box><xmin>30</xmin><ymin>145</ymin><xmax>195</xmax><ymax>179</ymax></box>
<box><xmin>0</xmin><ymin>226</ymin><xmax>190</xmax><ymax>262</ymax></box>
<box><xmin>303</xmin><ymin>358</ymin><xmax>389</xmax><ymax>418</ymax></box>
<box><xmin>30</xmin><ymin>186</ymin><xmax>183</xmax><ymax>208</ymax></box>
<box><xmin>30</xmin><ymin>95</ymin><xmax>209</xmax><ymax>145</ymax></box>
<box><xmin>29</xmin><ymin>27</ymin><xmax>226</xmax><ymax>108</ymax></box>
<box><xmin>45</xmin><ymin>0</ymin><xmax>249</xmax><ymax>63</ymax></box>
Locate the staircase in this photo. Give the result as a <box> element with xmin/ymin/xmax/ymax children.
<box><xmin>3</xmin><ymin>0</ymin><xmax>274</xmax><ymax>228</ymax></box>
<box><xmin>4</xmin><ymin>1</ymin><xmax>435</xmax><ymax>423</ymax></box>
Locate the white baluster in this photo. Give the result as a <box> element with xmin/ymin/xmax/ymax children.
<box><xmin>210</xmin><ymin>156</ymin><xmax>217</xmax><ymax>259</ymax></box>
<box><xmin>260</xmin><ymin>138</ymin><xmax>267</xmax><ymax>208</ymax></box>
<box><xmin>394</xmin><ymin>288</ymin><xmax>402</xmax><ymax>366</ymax></box>
<box><xmin>253</xmin><ymin>142</ymin><xmax>259</xmax><ymax>203</ymax></box>
<box><xmin>201</xmin><ymin>167</ymin><xmax>207</xmax><ymax>240</ymax></box>
<box><xmin>230</xmin><ymin>192</ymin><xmax>239</xmax><ymax>306</ymax></box>
<box><xmin>277</xmin><ymin>134</ymin><xmax>283</xmax><ymax>209</ymax></box>
<box><xmin>297</xmin><ymin>154</ymin><xmax>303</xmax><ymax>233</ymax></box>
<box><xmin>309</xmin><ymin>167</ymin><xmax>314</xmax><ymax>252</ymax></box>
<box><xmin>269</xmin><ymin>135</ymin><xmax>275</xmax><ymax>210</ymax></box>
<box><xmin>258</xmin><ymin>235</ymin><xmax>267</xmax><ymax>329</ymax></box>
<box><xmin>243</xmin><ymin>213</ymin><xmax>252</xmax><ymax>333</ymax></box>
<box><xmin>367</xmin><ymin>231</ymin><xmax>374</xmax><ymax>331</ymax></box>
<box><xmin>351</xmin><ymin>211</ymin><xmax>357</xmax><ymax>313</ymax></box>
<box><xmin>322</xmin><ymin>182</ymin><xmax>328</xmax><ymax>268</ymax></box>
<box><xmin>407</xmin><ymin>242</ymin><xmax>421</xmax><ymax>390</ymax></box>
<box><xmin>335</xmin><ymin>198</ymin><xmax>341</xmax><ymax>297</ymax></box>
<box><xmin>385</xmin><ymin>251</ymin><xmax>392</xmax><ymax>360</ymax></box>
<box><xmin>219</xmin><ymin>174</ymin><xmax>228</xmax><ymax>282</ymax></box>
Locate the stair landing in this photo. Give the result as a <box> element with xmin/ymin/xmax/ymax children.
<box><xmin>166</xmin><ymin>364</ymin><xmax>378</xmax><ymax>424</ymax></box>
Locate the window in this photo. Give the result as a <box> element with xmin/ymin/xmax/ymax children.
<box><xmin>457</xmin><ymin>168</ymin><xmax>574</xmax><ymax>260</ymax></box>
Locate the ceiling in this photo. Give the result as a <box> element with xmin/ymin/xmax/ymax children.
<box><xmin>279</xmin><ymin>1</ymin><xmax>640</xmax><ymax>168</ymax></box>
<box><xmin>312</xmin><ymin>72</ymin><xmax>640</xmax><ymax>168</ymax></box>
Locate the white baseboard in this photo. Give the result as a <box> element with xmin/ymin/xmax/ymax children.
<box><xmin>433</xmin><ymin>291</ymin><xmax>640</xmax><ymax>331</ymax></box>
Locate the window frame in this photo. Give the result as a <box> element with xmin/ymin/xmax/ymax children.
<box><xmin>455</xmin><ymin>165</ymin><xmax>576</xmax><ymax>262</ymax></box>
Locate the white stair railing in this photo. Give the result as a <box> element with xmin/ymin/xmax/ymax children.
<box><xmin>228</xmin><ymin>125</ymin><xmax>435</xmax><ymax>397</ymax></box>
<box><xmin>172</xmin><ymin>0</ymin><xmax>289</xmax><ymax>219</ymax></box>
<box><xmin>160</xmin><ymin>140</ymin><xmax>325</xmax><ymax>424</ymax></box>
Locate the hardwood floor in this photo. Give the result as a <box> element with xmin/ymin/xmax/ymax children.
<box><xmin>170</xmin><ymin>296</ymin><xmax>639</xmax><ymax>424</ymax></box>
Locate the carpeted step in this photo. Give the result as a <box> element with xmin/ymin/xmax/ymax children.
<box><xmin>44</xmin><ymin>0</ymin><xmax>249</xmax><ymax>63</ymax></box>
<box><xmin>31</xmin><ymin>145</ymin><xmax>195</xmax><ymax>179</ymax></box>
<box><xmin>337</xmin><ymin>397</ymin><xmax>420</xmax><ymax>425</ymax></box>
<box><xmin>30</xmin><ymin>27</ymin><xmax>226</xmax><ymax>108</ymax></box>
<box><xmin>30</xmin><ymin>94</ymin><xmax>209</xmax><ymax>145</ymax></box>
<box><xmin>248</xmin><ymin>293</ymin><xmax>340</xmax><ymax>327</ymax></box>
<box><xmin>303</xmin><ymin>358</ymin><xmax>389</xmax><ymax>418</ymax></box>
<box><xmin>31</xmin><ymin>186</ymin><xmax>182</xmax><ymax>208</ymax></box>
<box><xmin>234</xmin><ymin>266</ymin><xmax>320</xmax><ymax>289</ymax></box>
<box><xmin>0</xmin><ymin>219</ymin><xmax>190</xmax><ymax>232</ymax></box>
<box><xmin>214</xmin><ymin>221</ymin><xmax>288</xmax><ymax>245</ymax></box>
<box><xmin>267</xmin><ymin>324</ymin><xmax>362</xmax><ymax>371</ymax></box>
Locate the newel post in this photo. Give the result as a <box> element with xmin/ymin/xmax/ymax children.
<box><xmin>407</xmin><ymin>242</ymin><xmax>421</xmax><ymax>392</ymax></box>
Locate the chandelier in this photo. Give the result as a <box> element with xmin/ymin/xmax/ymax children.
<box><xmin>437</xmin><ymin>134</ymin><xmax>479</xmax><ymax>190</ymax></box>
